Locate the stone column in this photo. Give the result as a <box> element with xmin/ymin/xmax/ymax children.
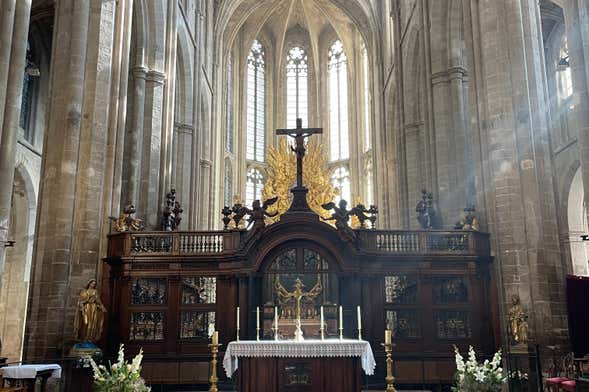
<box><xmin>139</xmin><ymin>70</ymin><xmax>166</xmax><ymax>229</ymax></box>
<box><xmin>0</xmin><ymin>0</ymin><xmax>17</xmax><ymax>132</ymax></box>
<box><xmin>121</xmin><ymin>66</ymin><xmax>147</xmax><ymax>207</ymax></box>
<box><xmin>0</xmin><ymin>0</ymin><xmax>32</xmax><ymax>289</ymax></box>
<box><xmin>476</xmin><ymin>0</ymin><xmax>568</xmax><ymax>376</ymax></box>
<box><xmin>24</xmin><ymin>0</ymin><xmax>120</xmax><ymax>360</ymax></box>
<box><xmin>564</xmin><ymin>0</ymin><xmax>589</xmax><ymax>232</ymax></box>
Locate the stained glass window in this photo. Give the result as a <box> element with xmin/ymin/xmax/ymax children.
<box><xmin>435</xmin><ymin>311</ymin><xmax>471</xmax><ymax>339</ymax></box>
<box><xmin>181</xmin><ymin>277</ymin><xmax>216</xmax><ymax>304</ymax></box>
<box><xmin>245</xmin><ymin>167</ymin><xmax>264</xmax><ymax>207</ymax></box>
<box><xmin>386</xmin><ymin>310</ymin><xmax>420</xmax><ymax>338</ymax></box>
<box><xmin>180</xmin><ymin>311</ymin><xmax>215</xmax><ymax>339</ymax></box>
<box><xmin>130</xmin><ymin>312</ymin><xmax>164</xmax><ymax>341</ymax></box>
<box><xmin>328</xmin><ymin>40</ymin><xmax>349</xmax><ymax>161</ymax></box>
<box><xmin>226</xmin><ymin>52</ymin><xmax>233</xmax><ymax>152</ymax></box>
<box><xmin>331</xmin><ymin>166</ymin><xmax>351</xmax><ymax>203</ymax></box>
<box><xmin>385</xmin><ymin>275</ymin><xmax>418</xmax><ymax>304</ymax></box>
<box><xmin>286</xmin><ymin>46</ymin><xmax>308</xmax><ymax>128</ymax></box>
<box><xmin>247</xmin><ymin>40</ymin><xmax>265</xmax><ymax>162</ymax></box>
<box><xmin>131</xmin><ymin>278</ymin><xmax>167</xmax><ymax>305</ymax></box>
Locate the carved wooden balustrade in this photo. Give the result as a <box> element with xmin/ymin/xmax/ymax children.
<box><xmin>107</xmin><ymin>229</ymin><xmax>489</xmax><ymax>258</ymax></box>
<box><xmin>357</xmin><ymin>229</ymin><xmax>490</xmax><ymax>256</ymax></box>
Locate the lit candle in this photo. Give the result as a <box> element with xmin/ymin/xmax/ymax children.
<box><xmin>357</xmin><ymin>306</ymin><xmax>362</xmax><ymax>331</ymax></box>
<box><xmin>385</xmin><ymin>329</ymin><xmax>392</xmax><ymax>345</ymax></box>
<box><xmin>236</xmin><ymin>306</ymin><xmax>240</xmax><ymax>330</ymax></box>
<box><xmin>212</xmin><ymin>330</ymin><xmax>218</xmax><ymax>345</ymax></box>
<box><xmin>339</xmin><ymin>305</ymin><xmax>343</xmax><ymax>329</ymax></box>
<box><xmin>256</xmin><ymin>306</ymin><xmax>260</xmax><ymax>329</ymax></box>
<box><xmin>320</xmin><ymin>306</ymin><xmax>324</xmax><ymax>330</ymax></box>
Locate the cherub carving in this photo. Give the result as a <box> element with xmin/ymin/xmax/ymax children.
<box><xmin>350</xmin><ymin>203</ymin><xmax>379</xmax><ymax>229</ymax></box>
<box><xmin>246</xmin><ymin>196</ymin><xmax>279</xmax><ymax>232</ymax></box>
<box><xmin>322</xmin><ymin>199</ymin><xmax>356</xmax><ymax>242</ymax></box>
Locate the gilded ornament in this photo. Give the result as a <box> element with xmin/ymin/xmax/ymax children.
<box><xmin>262</xmin><ymin>139</ymin><xmax>338</xmax><ymax>223</ymax></box>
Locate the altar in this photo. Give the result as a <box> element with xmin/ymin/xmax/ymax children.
<box><xmin>223</xmin><ymin>340</ymin><xmax>375</xmax><ymax>392</ymax></box>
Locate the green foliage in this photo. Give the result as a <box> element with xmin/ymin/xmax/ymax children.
<box><xmin>88</xmin><ymin>344</ymin><xmax>151</xmax><ymax>392</ymax></box>
<box><xmin>452</xmin><ymin>346</ymin><xmax>507</xmax><ymax>392</ymax></box>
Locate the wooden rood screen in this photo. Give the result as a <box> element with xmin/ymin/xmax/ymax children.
<box><xmin>103</xmin><ymin>223</ymin><xmax>496</xmax><ymax>388</ymax></box>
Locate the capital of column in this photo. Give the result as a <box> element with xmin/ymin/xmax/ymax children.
<box><xmin>174</xmin><ymin>122</ymin><xmax>194</xmax><ymax>134</ymax></box>
<box><xmin>132</xmin><ymin>66</ymin><xmax>148</xmax><ymax>79</ymax></box>
<box><xmin>146</xmin><ymin>70</ymin><xmax>166</xmax><ymax>85</ymax></box>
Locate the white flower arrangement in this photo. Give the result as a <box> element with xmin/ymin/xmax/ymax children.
<box><xmin>453</xmin><ymin>346</ymin><xmax>507</xmax><ymax>392</ymax></box>
<box><xmin>88</xmin><ymin>344</ymin><xmax>151</xmax><ymax>392</ymax></box>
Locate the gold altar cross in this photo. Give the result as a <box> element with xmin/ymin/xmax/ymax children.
<box><xmin>275</xmin><ymin>277</ymin><xmax>322</xmax><ymax>340</ymax></box>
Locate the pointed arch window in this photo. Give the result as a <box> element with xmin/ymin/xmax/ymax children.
<box><xmin>226</xmin><ymin>52</ymin><xmax>233</xmax><ymax>152</ymax></box>
<box><xmin>247</xmin><ymin>40</ymin><xmax>265</xmax><ymax>162</ymax></box>
<box><xmin>362</xmin><ymin>47</ymin><xmax>371</xmax><ymax>152</ymax></box>
<box><xmin>224</xmin><ymin>162</ymin><xmax>233</xmax><ymax>207</ymax></box>
<box><xmin>328</xmin><ymin>40</ymin><xmax>349</xmax><ymax>162</ymax></box>
<box><xmin>246</xmin><ymin>168</ymin><xmax>264</xmax><ymax>207</ymax></box>
<box><xmin>286</xmin><ymin>46</ymin><xmax>308</xmax><ymax>128</ymax></box>
<box><xmin>331</xmin><ymin>166</ymin><xmax>351</xmax><ymax>204</ymax></box>
<box><xmin>557</xmin><ymin>37</ymin><xmax>573</xmax><ymax>105</ymax></box>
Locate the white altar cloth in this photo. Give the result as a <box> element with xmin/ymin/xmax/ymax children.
<box><xmin>2</xmin><ymin>364</ymin><xmax>62</xmax><ymax>379</ymax></box>
<box><xmin>223</xmin><ymin>339</ymin><xmax>376</xmax><ymax>377</ymax></box>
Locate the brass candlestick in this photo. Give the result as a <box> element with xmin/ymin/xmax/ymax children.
<box><xmin>208</xmin><ymin>340</ymin><xmax>222</xmax><ymax>392</ymax></box>
<box><xmin>236</xmin><ymin>326</ymin><xmax>240</xmax><ymax>341</ymax></box>
<box><xmin>358</xmin><ymin>326</ymin><xmax>362</xmax><ymax>341</ymax></box>
<box><xmin>256</xmin><ymin>326</ymin><xmax>260</xmax><ymax>341</ymax></box>
<box><xmin>381</xmin><ymin>333</ymin><xmax>397</xmax><ymax>392</ymax></box>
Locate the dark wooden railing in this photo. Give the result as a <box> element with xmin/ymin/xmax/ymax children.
<box><xmin>357</xmin><ymin>229</ymin><xmax>490</xmax><ymax>256</ymax></box>
<box><xmin>107</xmin><ymin>229</ymin><xmax>490</xmax><ymax>258</ymax></box>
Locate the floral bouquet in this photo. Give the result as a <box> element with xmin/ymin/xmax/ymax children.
<box><xmin>452</xmin><ymin>346</ymin><xmax>507</xmax><ymax>392</ymax></box>
<box><xmin>89</xmin><ymin>344</ymin><xmax>151</xmax><ymax>392</ymax></box>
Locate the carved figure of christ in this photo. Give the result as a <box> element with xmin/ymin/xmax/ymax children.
<box><xmin>276</xmin><ymin>118</ymin><xmax>323</xmax><ymax>189</ymax></box>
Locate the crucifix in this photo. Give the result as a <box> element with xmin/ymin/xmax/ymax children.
<box><xmin>276</xmin><ymin>118</ymin><xmax>323</xmax><ymax>189</ymax></box>
<box><xmin>276</xmin><ymin>118</ymin><xmax>323</xmax><ymax>212</ymax></box>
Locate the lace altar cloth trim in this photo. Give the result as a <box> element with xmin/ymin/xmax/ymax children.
<box><xmin>2</xmin><ymin>364</ymin><xmax>62</xmax><ymax>379</ymax></box>
<box><xmin>223</xmin><ymin>340</ymin><xmax>376</xmax><ymax>377</ymax></box>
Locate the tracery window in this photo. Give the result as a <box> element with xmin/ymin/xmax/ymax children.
<box><xmin>362</xmin><ymin>47</ymin><xmax>371</xmax><ymax>152</ymax></box>
<box><xmin>226</xmin><ymin>52</ymin><xmax>233</xmax><ymax>152</ymax></box>
<box><xmin>328</xmin><ymin>40</ymin><xmax>349</xmax><ymax>162</ymax></box>
<box><xmin>557</xmin><ymin>37</ymin><xmax>573</xmax><ymax>104</ymax></box>
<box><xmin>245</xmin><ymin>167</ymin><xmax>264</xmax><ymax>206</ymax></box>
<box><xmin>286</xmin><ymin>46</ymin><xmax>308</xmax><ymax>128</ymax></box>
<box><xmin>247</xmin><ymin>40</ymin><xmax>265</xmax><ymax>162</ymax></box>
<box><xmin>224</xmin><ymin>161</ymin><xmax>232</xmax><ymax>207</ymax></box>
<box><xmin>20</xmin><ymin>42</ymin><xmax>36</xmax><ymax>143</ymax></box>
<box><xmin>331</xmin><ymin>166</ymin><xmax>350</xmax><ymax>204</ymax></box>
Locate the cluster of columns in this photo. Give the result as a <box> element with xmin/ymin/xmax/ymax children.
<box><xmin>0</xmin><ymin>0</ymin><xmax>32</xmax><ymax>292</ymax></box>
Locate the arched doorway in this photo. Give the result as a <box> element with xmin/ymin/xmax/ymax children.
<box><xmin>260</xmin><ymin>242</ymin><xmax>340</xmax><ymax>339</ymax></box>
<box><xmin>0</xmin><ymin>168</ymin><xmax>36</xmax><ymax>362</ymax></box>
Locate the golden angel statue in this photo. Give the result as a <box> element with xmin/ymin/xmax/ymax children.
<box><xmin>75</xmin><ymin>279</ymin><xmax>107</xmax><ymax>342</ymax></box>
